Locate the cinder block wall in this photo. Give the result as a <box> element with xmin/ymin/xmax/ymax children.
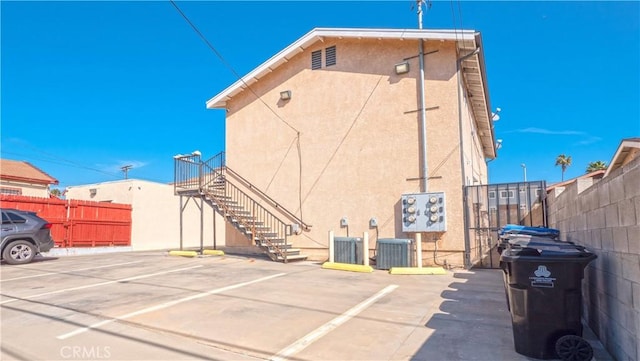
<box><xmin>546</xmin><ymin>157</ymin><xmax>639</xmax><ymax>361</ymax></box>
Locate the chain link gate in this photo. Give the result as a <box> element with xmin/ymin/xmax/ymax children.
<box><xmin>463</xmin><ymin>181</ymin><xmax>548</xmax><ymax>268</ymax></box>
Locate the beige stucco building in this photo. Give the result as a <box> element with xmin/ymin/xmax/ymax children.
<box><xmin>66</xmin><ymin>179</ymin><xmax>225</xmax><ymax>252</ymax></box>
<box><xmin>205</xmin><ymin>28</ymin><xmax>496</xmax><ymax>267</ymax></box>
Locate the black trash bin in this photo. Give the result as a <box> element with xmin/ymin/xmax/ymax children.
<box><xmin>501</xmin><ymin>243</ymin><xmax>596</xmax><ymax>360</ymax></box>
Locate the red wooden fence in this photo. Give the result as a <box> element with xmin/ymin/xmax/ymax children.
<box><xmin>1</xmin><ymin>195</ymin><xmax>132</xmax><ymax>247</ymax></box>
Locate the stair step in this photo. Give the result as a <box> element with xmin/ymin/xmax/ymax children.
<box><xmin>229</xmin><ymin>216</ymin><xmax>257</xmax><ymax>223</ymax></box>
<box><xmin>207</xmin><ymin>192</ymin><xmax>233</xmax><ymax>202</ymax></box>
<box><xmin>227</xmin><ymin>210</ymin><xmax>251</xmax><ymax>216</ymax></box>
<box><xmin>269</xmin><ymin>248</ymin><xmax>301</xmax><ymax>255</ymax></box>
<box><xmin>255</xmin><ymin>232</ymin><xmax>278</xmax><ymax>237</ymax></box>
<box><xmin>238</xmin><ymin>224</ymin><xmax>270</xmax><ymax>230</ymax></box>
<box><xmin>245</xmin><ymin>231</ymin><xmax>279</xmax><ymax>238</ymax></box>
<box><xmin>217</xmin><ymin>199</ymin><xmax>238</xmax><ymax>205</ymax></box>
<box><xmin>276</xmin><ymin>254</ymin><xmax>308</xmax><ymax>262</ymax></box>
<box><xmin>260</xmin><ymin>242</ymin><xmax>293</xmax><ymax>249</ymax></box>
<box><xmin>221</xmin><ymin>204</ymin><xmax>245</xmax><ymax>210</ymax></box>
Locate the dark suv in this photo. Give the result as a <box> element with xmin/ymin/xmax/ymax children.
<box><xmin>1</xmin><ymin>208</ymin><xmax>55</xmax><ymax>265</ymax></box>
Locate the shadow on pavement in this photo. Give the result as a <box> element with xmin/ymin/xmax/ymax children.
<box><xmin>411</xmin><ymin>269</ymin><xmax>535</xmax><ymax>361</ymax></box>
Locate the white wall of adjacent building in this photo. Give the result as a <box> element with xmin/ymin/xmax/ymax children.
<box><xmin>66</xmin><ymin>179</ymin><xmax>225</xmax><ymax>251</ymax></box>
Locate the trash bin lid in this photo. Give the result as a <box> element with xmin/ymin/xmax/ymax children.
<box><xmin>503</xmin><ymin>235</ymin><xmax>575</xmax><ymax>247</ymax></box>
<box><xmin>499</xmin><ymin>224</ymin><xmax>560</xmax><ymax>238</ymax></box>
<box><xmin>501</xmin><ymin>243</ymin><xmax>596</xmax><ymax>262</ymax></box>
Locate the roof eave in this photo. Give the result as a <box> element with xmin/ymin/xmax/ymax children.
<box><xmin>205</xmin><ymin>27</ymin><xmax>479</xmax><ymax>109</ymax></box>
<box><xmin>458</xmin><ymin>33</ymin><xmax>495</xmax><ymax>159</ymax></box>
<box><xmin>604</xmin><ymin>138</ymin><xmax>640</xmax><ymax>177</ymax></box>
<box><xmin>1</xmin><ymin>175</ymin><xmax>58</xmax><ymax>186</ymax></box>
<box><xmin>475</xmin><ymin>33</ymin><xmax>496</xmax><ymax>159</ymax></box>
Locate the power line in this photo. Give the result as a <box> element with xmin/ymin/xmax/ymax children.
<box><xmin>1</xmin><ymin>150</ymin><xmax>170</xmax><ymax>186</ymax></box>
<box><xmin>168</xmin><ymin>0</ymin><xmax>299</xmax><ymax>135</ymax></box>
<box><xmin>1</xmin><ymin>150</ymin><xmax>122</xmax><ymax>179</ymax></box>
<box><xmin>168</xmin><ymin>0</ymin><xmax>307</xmax><ymax>222</ymax></box>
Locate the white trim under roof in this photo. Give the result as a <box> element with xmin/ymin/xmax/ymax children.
<box><xmin>206</xmin><ymin>27</ymin><xmax>495</xmax><ymax>158</ymax></box>
<box><xmin>604</xmin><ymin>137</ymin><xmax>640</xmax><ymax>177</ymax></box>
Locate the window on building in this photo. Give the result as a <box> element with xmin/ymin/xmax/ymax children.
<box><xmin>311</xmin><ymin>50</ymin><xmax>322</xmax><ymax>70</ymax></box>
<box><xmin>325</xmin><ymin>46</ymin><xmax>336</xmax><ymax>67</ymax></box>
<box><xmin>488</xmin><ymin>191</ymin><xmax>496</xmax><ymax>199</ymax></box>
<box><xmin>0</xmin><ymin>187</ymin><xmax>22</xmax><ymax>195</ymax></box>
<box><xmin>500</xmin><ymin>190</ymin><xmax>514</xmax><ymax>199</ymax></box>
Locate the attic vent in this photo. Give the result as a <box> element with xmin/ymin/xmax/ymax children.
<box><xmin>311</xmin><ymin>50</ymin><xmax>322</xmax><ymax>70</ymax></box>
<box><xmin>325</xmin><ymin>45</ymin><xmax>336</xmax><ymax>67</ymax></box>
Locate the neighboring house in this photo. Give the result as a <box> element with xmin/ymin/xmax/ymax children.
<box><xmin>203</xmin><ymin>28</ymin><xmax>496</xmax><ymax>267</ymax></box>
<box><xmin>604</xmin><ymin>137</ymin><xmax>640</xmax><ymax>178</ymax></box>
<box><xmin>0</xmin><ymin>159</ymin><xmax>58</xmax><ymax>197</ymax></box>
<box><xmin>546</xmin><ymin>170</ymin><xmax>606</xmax><ymax>195</ymax></box>
<box><xmin>67</xmin><ymin>179</ymin><xmax>225</xmax><ymax>251</ymax></box>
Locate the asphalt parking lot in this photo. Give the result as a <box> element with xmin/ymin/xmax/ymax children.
<box><xmin>1</xmin><ymin>251</ymin><xmax>609</xmax><ymax>361</ymax></box>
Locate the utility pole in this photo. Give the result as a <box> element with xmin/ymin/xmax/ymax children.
<box><xmin>121</xmin><ymin>165</ymin><xmax>132</xmax><ymax>179</ymax></box>
<box><xmin>521</xmin><ymin>163</ymin><xmax>527</xmax><ymax>182</ymax></box>
<box><xmin>417</xmin><ymin>0</ymin><xmax>428</xmax><ymax>192</ymax></box>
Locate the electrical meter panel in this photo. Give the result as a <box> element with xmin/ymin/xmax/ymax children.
<box><xmin>401</xmin><ymin>192</ymin><xmax>447</xmax><ymax>232</ymax></box>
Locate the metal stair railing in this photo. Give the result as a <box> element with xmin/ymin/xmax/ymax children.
<box><xmin>203</xmin><ymin>175</ymin><xmax>291</xmax><ymax>262</ymax></box>
<box><xmin>224</xmin><ymin>166</ymin><xmax>311</xmax><ymax>232</ymax></box>
<box><xmin>174</xmin><ymin>151</ymin><xmax>307</xmax><ymax>262</ymax></box>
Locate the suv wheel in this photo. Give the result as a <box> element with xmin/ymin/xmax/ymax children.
<box><xmin>3</xmin><ymin>240</ymin><xmax>36</xmax><ymax>265</ymax></box>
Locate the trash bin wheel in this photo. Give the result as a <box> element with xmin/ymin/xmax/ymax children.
<box><xmin>555</xmin><ymin>335</ymin><xmax>593</xmax><ymax>361</ymax></box>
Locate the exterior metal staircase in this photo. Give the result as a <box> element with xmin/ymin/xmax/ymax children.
<box><xmin>174</xmin><ymin>152</ymin><xmax>310</xmax><ymax>262</ymax></box>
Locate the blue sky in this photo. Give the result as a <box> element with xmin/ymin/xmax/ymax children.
<box><xmin>2</xmin><ymin>1</ymin><xmax>638</xmax><ymax>190</ymax></box>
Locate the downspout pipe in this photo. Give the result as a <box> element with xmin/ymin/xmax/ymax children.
<box><xmin>456</xmin><ymin>46</ymin><xmax>480</xmax><ymax>269</ymax></box>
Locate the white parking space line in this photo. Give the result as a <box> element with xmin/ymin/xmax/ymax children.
<box><xmin>1</xmin><ymin>261</ymin><xmax>144</xmax><ymax>282</ymax></box>
<box><xmin>270</xmin><ymin>284</ymin><xmax>399</xmax><ymax>361</ymax></box>
<box><xmin>57</xmin><ymin>272</ymin><xmax>287</xmax><ymax>340</ymax></box>
<box><xmin>0</xmin><ymin>265</ymin><xmax>203</xmax><ymax>305</ymax></box>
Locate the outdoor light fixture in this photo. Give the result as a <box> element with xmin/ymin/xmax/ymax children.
<box><xmin>279</xmin><ymin>90</ymin><xmax>292</xmax><ymax>101</ymax></box>
<box><xmin>492</xmin><ymin>107</ymin><xmax>502</xmax><ymax>121</ymax></box>
<box><xmin>394</xmin><ymin>61</ymin><xmax>410</xmax><ymax>75</ymax></box>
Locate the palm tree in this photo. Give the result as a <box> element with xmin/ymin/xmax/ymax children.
<box><xmin>586</xmin><ymin>161</ymin><xmax>607</xmax><ymax>173</ymax></box>
<box><xmin>555</xmin><ymin>154</ymin><xmax>572</xmax><ymax>181</ymax></box>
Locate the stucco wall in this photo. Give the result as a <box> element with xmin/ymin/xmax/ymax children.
<box><xmin>66</xmin><ymin>180</ymin><xmax>225</xmax><ymax>251</ymax></box>
<box><xmin>1</xmin><ymin>180</ymin><xmax>49</xmax><ymax>197</ymax></box>
<box><xmin>224</xmin><ymin>38</ymin><xmax>488</xmax><ymax>266</ymax></box>
<box><xmin>547</xmin><ymin>156</ymin><xmax>639</xmax><ymax>361</ymax></box>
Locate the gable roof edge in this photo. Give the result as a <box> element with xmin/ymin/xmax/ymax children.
<box><xmin>205</xmin><ymin>27</ymin><xmax>478</xmax><ymax>109</ymax></box>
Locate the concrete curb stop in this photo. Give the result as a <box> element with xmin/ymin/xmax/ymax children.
<box><xmin>168</xmin><ymin>250</ymin><xmax>198</xmax><ymax>257</ymax></box>
<box><xmin>321</xmin><ymin>262</ymin><xmax>373</xmax><ymax>273</ymax></box>
<box><xmin>202</xmin><ymin>250</ymin><xmax>225</xmax><ymax>256</ymax></box>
